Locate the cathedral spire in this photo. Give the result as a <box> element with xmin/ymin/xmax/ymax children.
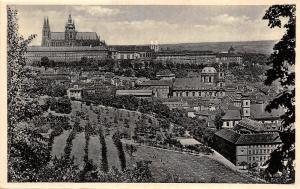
<box><xmin>46</xmin><ymin>16</ymin><xmax>49</xmax><ymax>27</ymax></box>
<box><xmin>43</xmin><ymin>17</ymin><xmax>46</xmax><ymax>27</ymax></box>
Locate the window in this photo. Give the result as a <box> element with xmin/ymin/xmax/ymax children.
<box><xmin>249</xmin><ymin>150</ymin><xmax>251</xmax><ymax>154</ymax></box>
<box><xmin>252</xmin><ymin>157</ymin><xmax>255</xmax><ymax>161</ymax></box>
<box><xmin>249</xmin><ymin>157</ymin><xmax>251</xmax><ymax>161</ymax></box>
<box><xmin>192</xmin><ymin>92</ymin><xmax>195</xmax><ymax>96</ymax></box>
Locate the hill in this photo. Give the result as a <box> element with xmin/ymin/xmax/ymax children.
<box><xmin>159</xmin><ymin>40</ymin><xmax>277</xmax><ymax>55</ymax></box>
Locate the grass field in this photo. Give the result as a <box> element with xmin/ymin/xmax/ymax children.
<box><xmin>130</xmin><ymin>145</ymin><xmax>258</xmax><ymax>183</ymax></box>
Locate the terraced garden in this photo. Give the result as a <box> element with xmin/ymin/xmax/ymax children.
<box><xmin>44</xmin><ymin>100</ymin><xmax>260</xmax><ymax>183</ymax></box>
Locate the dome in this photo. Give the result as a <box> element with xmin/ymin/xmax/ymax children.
<box><xmin>201</xmin><ymin>67</ymin><xmax>217</xmax><ymax>74</ymax></box>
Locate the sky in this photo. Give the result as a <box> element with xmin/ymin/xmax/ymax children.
<box><xmin>11</xmin><ymin>5</ymin><xmax>286</xmax><ymax>45</ymax></box>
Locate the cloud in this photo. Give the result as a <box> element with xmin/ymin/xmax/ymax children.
<box><xmin>72</xmin><ymin>6</ymin><xmax>120</xmax><ymax>17</ymax></box>
<box><xmin>210</xmin><ymin>14</ymin><xmax>251</xmax><ymax>25</ymax></box>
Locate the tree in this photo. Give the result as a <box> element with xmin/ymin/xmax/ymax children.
<box><xmin>214</xmin><ymin>110</ymin><xmax>225</xmax><ymax>130</ymax></box>
<box><xmin>262</xmin><ymin>5</ymin><xmax>295</xmax><ymax>183</ymax></box>
<box><xmin>41</xmin><ymin>56</ymin><xmax>49</xmax><ymax>68</ymax></box>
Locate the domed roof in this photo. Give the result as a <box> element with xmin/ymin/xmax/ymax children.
<box><xmin>201</xmin><ymin>67</ymin><xmax>217</xmax><ymax>74</ymax></box>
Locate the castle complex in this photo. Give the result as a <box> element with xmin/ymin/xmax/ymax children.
<box><xmin>42</xmin><ymin>14</ymin><xmax>102</xmax><ymax>47</ymax></box>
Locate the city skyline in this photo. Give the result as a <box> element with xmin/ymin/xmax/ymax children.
<box><xmin>13</xmin><ymin>5</ymin><xmax>285</xmax><ymax>46</ymax></box>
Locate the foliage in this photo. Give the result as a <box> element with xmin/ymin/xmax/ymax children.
<box><xmin>112</xmin><ymin>132</ymin><xmax>127</xmax><ymax>171</ymax></box>
<box><xmin>214</xmin><ymin>110</ymin><xmax>225</xmax><ymax>130</ymax></box>
<box><xmin>262</xmin><ymin>5</ymin><xmax>295</xmax><ymax>183</ymax></box>
<box><xmin>49</xmin><ymin>97</ymin><xmax>72</xmax><ymax>114</ymax></box>
<box><xmin>125</xmin><ymin>160</ymin><xmax>154</xmax><ymax>182</ymax></box>
<box><xmin>125</xmin><ymin>144</ymin><xmax>137</xmax><ymax>157</ymax></box>
<box><xmin>99</xmin><ymin>127</ymin><xmax>109</xmax><ymax>172</ymax></box>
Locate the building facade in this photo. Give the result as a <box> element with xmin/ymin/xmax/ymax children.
<box><xmin>25</xmin><ymin>46</ymin><xmax>108</xmax><ymax>63</ymax></box>
<box><xmin>214</xmin><ymin>129</ymin><xmax>282</xmax><ymax>167</ymax></box>
<box><xmin>172</xmin><ymin>67</ymin><xmax>226</xmax><ymax>98</ymax></box>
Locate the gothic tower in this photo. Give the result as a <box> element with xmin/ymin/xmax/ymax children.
<box><xmin>42</xmin><ymin>16</ymin><xmax>51</xmax><ymax>46</ymax></box>
<box><xmin>65</xmin><ymin>14</ymin><xmax>77</xmax><ymax>46</ymax></box>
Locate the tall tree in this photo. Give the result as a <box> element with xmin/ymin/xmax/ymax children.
<box><xmin>262</xmin><ymin>5</ymin><xmax>295</xmax><ymax>183</ymax></box>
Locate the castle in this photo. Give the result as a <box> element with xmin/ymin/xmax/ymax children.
<box><xmin>42</xmin><ymin>14</ymin><xmax>103</xmax><ymax>47</ymax></box>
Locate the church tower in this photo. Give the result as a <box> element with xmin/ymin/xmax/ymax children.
<box><xmin>241</xmin><ymin>95</ymin><xmax>251</xmax><ymax>118</ymax></box>
<box><xmin>42</xmin><ymin>17</ymin><xmax>51</xmax><ymax>46</ymax></box>
<box><xmin>65</xmin><ymin>14</ymin><xmax>77</xmax><ymax>46</ymax></box>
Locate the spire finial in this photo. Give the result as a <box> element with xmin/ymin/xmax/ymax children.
<box><xmin>68</xmin><ymin>13</ymin><xmax>72</xmax><ymax>23</ymax></box>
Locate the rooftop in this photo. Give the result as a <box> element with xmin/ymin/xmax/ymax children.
<box><xmin>221</xmin><ymin>109</ymin><xmax>241</xmax><ymax>120</ymax></box>
<box><xmin>215</xmin><ymin>129</ymin><xmax>282</xmax><ymax>145</ymax></box>
<box><xmin>173</xmin><ymin>78</ymin><xmax>223</xmax><ymax>90</ymax></box>
<box><xmin>27</xmin><ymin>45</ymin><xmax>108</xmax><ymax>52</ymax></box>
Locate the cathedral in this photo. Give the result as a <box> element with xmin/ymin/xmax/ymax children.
<box><xmin>42</xmin><ymin>14</ymin><xmax>103</xmax><ymax>47</ymax></box>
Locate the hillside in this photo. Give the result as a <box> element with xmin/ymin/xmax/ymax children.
<box><xmin>159</xmin><ymin>40</ymin><xmax>277</xmax><ymax>55</ymax></box>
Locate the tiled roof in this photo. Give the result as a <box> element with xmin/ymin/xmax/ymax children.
<box><xmin>76</xmin><ymin>32</ymin><xmax>98</xmax><ymax>40</ymax></box>
<box><xmin>215</xmin><ymin>129</ymin><xmax>282</xmax><ymax>145</ymax></box>
<box><xmin>215</xmin><ymin>129</ymin><xmax>240</xmax><ymax>144</ymax></box>
<box><xmin>28</xmin><ymin>46</ymin><xmax>108</xmax><ymax>52</ymax></box>
<box><xmin>50</xmin><ymin>32</ymin><xmax>99</xmax><ymax>40</ymax></box>
<box><xmin>221</xmin><ymin>109</ymin><xmax>241</xmax><ymax>120</ymax></box>
<box><xmin>236</xmin><ymin>132</ymin><xmax>282</xmax><ymax>145</ymax></box>
<box><xmin>51</xmin><ymin>32</ymin><xmax>65</xmax><ymax>40</ymax></box>
<box><xmin>173</xmin><ymin>78</ymin><xmax>223</xmax><ymax>90</ymax></box>
<box><xmin>234</xmin><ymin>118</ymin><xmax>281</xmax><ymax>133</ymax></box>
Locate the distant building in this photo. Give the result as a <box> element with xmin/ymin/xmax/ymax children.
<box><xmin>138</xmin><ymin>80</ymin><xmax>173</xmax><ymax>98</ymax></box>
<box><xmin>67</xmin><ymin>84</ymin><xmax>83</xmax><ymax>99</ymax></box>
<box><xmin>156</xmin><ymin>69</ymin><xmax>175</xmax><ymax>80</ymax></box>
<box><xmin>26</xmin><ymin>46</ymin><xmax>108</xmax><ymax>64</ymax></box>
<box><xmin>214</xmin><ymin>129</ymin><xmax>282</xmax><ymax>167</ymax></box>
<box><xmin>216</xmin><ymin>46</ymin><xmax>243</xmax><ymax>64</ymax></box>
<box><xmin>221</xmin><ymin>98</ymin><xmax>283</xmax><ymax>128</ymax></box>
<box><xmin>41</xmin><ymin>14</ymin><xmax>102</xmax><ymax>47</ymax></box>
<box><xmin>172</xmin><ymin>67</ymin><xmax>225</xmax><ymax>98</ymax></box>
<box><xmin>25</xmin><ymin>14</ymin><xmax>108</xmax><ymax>64</ymax></box>
<box><xmin>116</xmin><ymin>89</ymin><xmax>153</xmax><ymax>98</ymax></box>
<box><xmin>109</xmin><ymin>45</ymin><xmax>154</xmax><ymax>60</ymax></box>
<box><xmin>156</xmin><ymin>50</ymin><xmax>217</xmax><ymax>65</ymax></box>
<box><xmin>233</xmin><ymin>118</ymin><xmax>282</xmax><ymax>134</ymax></box>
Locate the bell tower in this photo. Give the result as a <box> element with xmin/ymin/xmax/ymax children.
<box><xmin>65</xmin><ymin>14</ymin><xmax>77</xmax><ymax>46</ymax></box>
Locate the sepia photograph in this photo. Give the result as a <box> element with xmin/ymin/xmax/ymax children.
<box><xmin>2</xmin><ymin>1</ymin><xmax>296</xmax><ymax>186</ymax></box>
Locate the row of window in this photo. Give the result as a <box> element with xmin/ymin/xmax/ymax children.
<box><xmin>249</xmin><ymin>144</ymin><xmax>279</xmax><ymax>148</ymax></box>
<box><xmin>249</xmin><ymin>149</ymin><xmax>273</xmax><ymax>155</ymax></box>
<box><xmin>174</xmin><ymin>91</ymin><xmax>224</xmax><ymax>97</ymax></box>
<box><xmin>248</xmin><ymin>155</ymin><xmax>269</xmax><ymax>162</ymax></box>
